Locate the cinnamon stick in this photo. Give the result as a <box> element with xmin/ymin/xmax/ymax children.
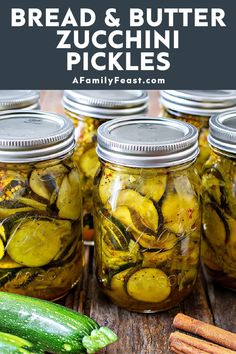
<box><xmin>170</xmin><ymin>332</ymin><xmax>236</xmax><ymax>354</ymax></box>
<box><xmin>170</xmin><ymin>339</ymin><xmax>207</xmax><ymax>354</ymax></box>
<box><xmin>173</xmin><ymin>313</ymin><xmax>236</xmax><ymax>351</ymax></box>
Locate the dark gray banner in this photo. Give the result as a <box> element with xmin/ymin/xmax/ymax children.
<box><xmin>0</xmin><ymin>0</ymin><xmax>235</xmax><ymax>89</ymax></box>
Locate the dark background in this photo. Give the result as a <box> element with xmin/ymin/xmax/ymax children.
<box><xmin>1</xmin><ymin>0</ymin><xmax>235</xmax><ymax>89</ymax></box>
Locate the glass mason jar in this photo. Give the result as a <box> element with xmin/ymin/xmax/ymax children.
<box><xmin>0</xmin><ymin>90</ymin><xmax>40</xmax><ymax>110</ymax></box>
<box><xmin>94</xmin><ymin>117</ymin><xmax>201</xmax><ymax>313</ymax></box>
<box><xmin>202</xmin><ymin>111</ymin><xmax>236</xmax><ymax>290</ymax></box>
<box><xmin>160</xmin><ymin>90</ymin><xmax>236</xmax><ymax>174</ymax></box>
<box><xmin>63</xmin><ymin>90</ymin><xmax>148</xmax><ymax>244</ymax></box>
<box><xmin>0</xmin><ymin>111</ymin><xmax>83</xmax><ymax>300</ymax></box>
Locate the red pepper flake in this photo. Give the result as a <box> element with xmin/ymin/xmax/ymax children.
<box><xmin>187</xmin><ymin>208</ymin><xmax>193</xmax><ymax>219</ymax></box>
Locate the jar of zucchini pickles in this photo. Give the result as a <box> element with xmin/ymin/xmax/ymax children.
<box><xmin>160</xmin><ymin>90</ymin><xmax>236</xmax><ymax>174</ymax></box>
<box><xmin>0</xmin><ymin>111</ymin><xmax>83</xmax><ymax>300</ymax></box>
<box><xmin>202</xmin><ymin>111</ymin><xmax>236</xmax><ymax>290</ymax></box>
<box><xmin>94</xmin><ymin>117</ymin><xmax>201</xmax><ymax>312</ymax></box>
<box><xmin>0</xmin><ymin>90</ymin><xmax>40</xmax><ymax>110</ymax></box>
<box><xmin>63</xmin><ymin>90</ymin><xmax>148</xmax><ymax>243</ymax></box>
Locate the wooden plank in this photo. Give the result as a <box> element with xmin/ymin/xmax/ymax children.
<box><xmin>87</xmin><ymin>275</ymin><xmax>180</xmax><ymax>354</ymax></box>
<box><xmin>203</xmin><ymin>270</ymin><xmax>236</xmax><ymax>332</ymax></box>
<box><xmin>181</xmin><ymin>272</ymin><xmax>213</xmax><ymax>324</ymax></box>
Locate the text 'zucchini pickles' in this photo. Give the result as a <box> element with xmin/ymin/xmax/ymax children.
<box><xmin>160</xmin><ymin>90</ymin><xmax>236</xmax><ymax>174</ymax></box>
<box><xmin>0</xmin><ymin>110</ymin><xmax>83</xmax><ymax>300</ymax></box>
<box><xmin>94</xmin><ymin>116</ymin><xmax>201</xmax><ymax>313</ymax></box>
<box><xmin>202</xmin><ymin>111</ymin><xmax>236</xmax><ymax>289</ymax></box>
<box><xmin>63</xmin><ymin>90</ymin><xmax>148</xmax><ymax>244</ymax></box>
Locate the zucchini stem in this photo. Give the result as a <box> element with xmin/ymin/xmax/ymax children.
<box><xmin>82</xmin><ymin>326</ymin><xmax>118</xmax><ymax>354</ymax></box>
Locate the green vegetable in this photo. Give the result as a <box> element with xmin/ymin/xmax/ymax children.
<box><xmin>56</xmin><ymin>169</ymin><xmax>81</xmax><ymax>220</ymax></box>
<box><xmin>79</xmin><ymin>148</ymin><xmax>100</xmax><ymax>178</ymax></box>
<box><xmin>0</xmin><ymin>291</ymin><xmax>118</xmax><ymax>354</ymax></box>
<box><xmin>29</xmin><ymin>165</ymin><xmax>68</xmax><ymax>203</ymax></box>
<box><xmin>162</xmin><ymin>192</ymin><xmax>199</xmax><ymax>234</ymax></box>
<box><xmin>0</xmin><ymin>239</ymin><xmax>4</xmax><ymax>260</ymax></box>
<box><xmin>126</xmin><ymin>268</ymin><xmax>171</xmax><ymax>303</ymax></box>
<box><xmin>116</xmin><ymin>189</ymin><xmax>158</xmax><ymax>232</ymax></box>
<box><xmin>0</xmin><ymin>330</ymin><xmax>41</xmax><ymax>354</ymax></box>
<box><xmin>7</xmin><ymin>218</ymin><xmax>71</xmax><ymax>267</ymax></box>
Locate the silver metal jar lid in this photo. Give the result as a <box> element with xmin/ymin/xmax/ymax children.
<box><xmin>208</xmin><ymin>111</ymin><xmax>236</xmax><ymax>154</ymax></box>
<box><xmin>0</xmin><ymin>110</ymin><xmax>75</xmax><ymax>163</ymax></box>
<box><xmin>0</xmin><ymin>90</ymin><xmax>40</xmax><ymax>111</ymax></box>
<box><xmin>97</xmin><ymin>117</ymin><xmax>199</xmax><ymax>168</ymax></box>
<box><xmin>63</xmin><ymin>90</ymin><xmax>148</xmax><ymax>119</ymax></box>
<box><xmin>160</xmin><ymin>90</ymin><xmax>236</xmax><ymax>116</ymax></box>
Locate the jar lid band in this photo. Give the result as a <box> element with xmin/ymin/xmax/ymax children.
<box><xmin>0</xmin><ymin>110</ymin><xmax>75</xmax><ymax>163</ymax></box>
<box><xmin>97</xmin><ymin>117</ymin><xmax>199</xmax><ymax>168</ymax></box>
<box><xmin>0</xmin><ymin>90</ymin><xmax>40</xmax><ymax>111</ymax></box>
<box><xmin>160</xmin><ymin>90</ymin><xmax>236</xmax><ymax>116</ymax></box>
<box><xmin>63</xmin><ymin>90</ymin><xmax>148</xmax><ymax>119</ymax></box>
<box><xmin>208</xmin><ymin>111</ymin><xmax>236</xmax><ymax>154</ymax></box>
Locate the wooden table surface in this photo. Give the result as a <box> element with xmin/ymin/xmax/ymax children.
<box><xmin>41</xmin><ymin>90</ymin><xmax>236</xmax><ymax>354</ymax></box>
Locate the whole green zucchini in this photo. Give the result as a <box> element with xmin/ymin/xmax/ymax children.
<box><xmin>0</xmin><ymin>292</ymin><xmax>118</xmax><ymax>354</ymax></box>
<box><xmin>0</xmin><ymin>330</ymin><xmax>41</xmax><ymax>354</ymax></box>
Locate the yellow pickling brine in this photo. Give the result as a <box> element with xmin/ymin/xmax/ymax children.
<box><xmin>160</xmin><ymin>90</ymin><xmax>236</xmax><ymax>174</ymax></box>
<box><xmin>0</xmin><ymin>111</ymin><xmax>83</xmax><ymax>300</ymax></box>
<box><xmin>202</xmin><ymin>111</ymin><xmax>236</xmax><ymax>289</ymax></box>
<box><xmin>63</xmin><ymin>90</ymin><xmax>148</xmax><ymax>244</ymax></box>
<box><xmin>94</xmin><ymin>117</ymin><xmax>201</xmax><ymax>312</ymax></box>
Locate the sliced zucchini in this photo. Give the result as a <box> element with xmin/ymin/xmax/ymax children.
<box><xmin>102</xmin><ymin>238</ymin><xmax>141</xmax><ymax>270</ymax></box>
<box><xmin>116</xmin><ymin>189</ymin><xmax>158</xmax><ymax>232</ymax></box>
<box><xmin>139</xmin><ymin>175</ymin><xmax>167</xmax><ymax>202</ymax></box>
<box><xmin>0</xmin><ymin>255</ymin><xmax>23</xmax><ymax>269</ymax></box>
<box><xmin>7</xmin><ymin>218</ymin><xmax>71</xmax><ymax>267</ymax></box>
<box><xmin>0</xmin><ymin>208</ymin><xmax>34</xmax><ymax>218</ymax></box>
<box><xmin>100</xmin><ymin>209</ymin><xmax>129</xmax><ymax>250</ymax></box>
<box><xmin>178</xmin><ymin>268</ymin><xmax>198</xmax><ymax>290</ymax></box>
<box><xmin>79</xmin><ymin>147</ymin><xmax>100</xmax><ymax>178</ymax></box>
<box><xmin>203</xmin><ymin>204</ymin><xmax>226</xmax><ymax>251</ymax></box>
<box><xmin>202</xmin><ymin>169</ymin><xmax>223</xmax><ymax>205</ymax></box>
<box><xmin>201</xmin><ymin>238</ymin><xmax>222</xmax><ymax>271</ymax></box>
<box><xmin>98</xmin><ymin>169</ymin><xmax>129</xmax><ymax>205</ymax></box>
<box><xmin>29</xmin><ymin>164</ymin><xmax>68</xmax><ymax>202</ymax></box>
<box><xmin>126</xmin><ymin>268</ymin><xmax>171</xmax><ymax>303</ymax></box>
<box><xmin>0</xmin><ymin>225</ymin><xmax>6</xmax><ymax>243</ymax></box>
<box><xmin>162</xmin><ymin>192</ymin><xmax>199</xmax><ymax>234</ymax></box>
<box><xmin>17</xmin><ymin>197</ymin><xmax>47</xmax><ymax>211</ymax></box>
<box><xmin>56</xmin><ymin>169</ymin><xmax>81</xmax><ymax>220</ymax></box>
<box><xmin>0</xmin><ymin>239</ymin><xmax>4</xmax><ymax>260</ymax></box>
<box><xmin>109</xmin><ymin>268</ymin><xmax>133</xmax><ymax>303</ymax></box>
<box><xmin>226</xmin><ymin>215</ymin><xmax>236</xmax><ymax>262</ymax></box>
<box><xmin>142</xmin><ymin>249</ymin><xmax>174</xmax><ymax>268</ymax></box>
<box><xmin>112</xmin><ymin>206</ymin><xmax>160</xmax><ymax>249</ymax></box>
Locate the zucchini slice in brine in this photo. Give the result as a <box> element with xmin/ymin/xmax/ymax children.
<box><xmin>29</xmin><ymin>164</ymin><xmax>68</xmax><ymax>202</ymax></box>
<box><xmin>226</xmin><ymin>215</ymin><xmax>236</xmax><ymax>262</ymax></box>
<box><xmin>116</xmin><ymin>189</ymin><xmax>158</xmax><ymax>232</ymax></box>
<box><xmin>126</xmin><ymin>268</ymin><xmax>171</xmax><ymax>303</ymax></box>
<box><xmin>202</xmin><ymin>204</ymin><xmax>227</xmax><ymax>251</ymax></box>
<box><xmin>99</xmin><ymin>209</ymin><xmax>129</xmax><ymax>250</ymax></box>
<box><xmin>162</xmin><ymin>193</ymin><xmax>199</xmax><ymax>234</ymax></box>
<box><xmin>56</xmin><ymin>169</ymin><xmax>81</xmax><ymax>220</ymax></box>
<box><xmin>0</xmin><ymin>239</ymin><xmax>4</xmax><ymax>260</ymax></box>
<box><xmin>138</xmin><ymin>175</ymin><xmax>167</xmax><ymax>202</ymax></box>
<box><xmin>6</xmin><ymin>218</ymin><xmax>71</xmax><ymax>267</ymax></box>
<box><xmin>112</xmin><ymin>206</ymin><xmax>160</xmax><ymax>249</ymax></box>
<box><xmin>79</xmin><ymin>147</ymin><xmax>100</xmax><ymax>178</ymax></box>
